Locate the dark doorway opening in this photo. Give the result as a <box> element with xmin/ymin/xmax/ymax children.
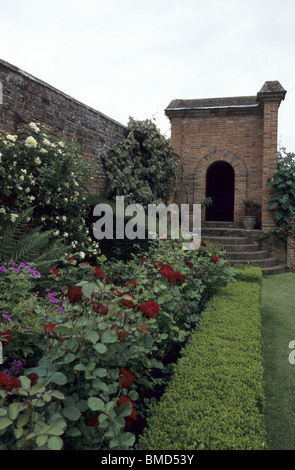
<box><xmin>206</xmin><ymin>161</ymin><xmax>235</xmax><ymax>221</ymax></box>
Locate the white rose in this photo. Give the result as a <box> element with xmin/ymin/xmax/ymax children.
<box><xmin>79</xmin><ymin>252</ymin><xmax>85</xmax><ymax>259</ymax></box>
<box><xmin>10</xmin><ymin>213</ymin><xmax>19</xmax><ymax>222</ymax></box>
<box><xmin>7</xmin><ymin>134</ymin><xmax>17</xmax><ymax>142</ymax></box>
<box><xmin>25</xmin><ymin>136</ymin><xmax>38</xmax><ymax>148</ymax></box>
<box><xmin>35</xmin><ymin>157</ymin><xmax>41</xmax><ymax>165</ymax></box>
<box><xmin>29</xmin><ymin>123</ymin><xmax>40</xmax><ymax>133</ymax></box>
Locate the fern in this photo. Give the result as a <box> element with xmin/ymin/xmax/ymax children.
<box><xmin>0</xmin><ymin>208</ymin><xmax>68</xmax><ymax>270</ymax></box>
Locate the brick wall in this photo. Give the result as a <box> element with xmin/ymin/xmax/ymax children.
<box><xmin>0</xmin><ymin>59</ymin><xmax>126</xmax><ymax>194</ymax></box>
<box><xmin>166</xmin><ymin>82</ymin><xmax>286</xmax><ymax>229</ymax></box>
<box><xmin>287</xmin><ymin>236</ymin><xmax>295</xmax><ymax>271</ymax></box>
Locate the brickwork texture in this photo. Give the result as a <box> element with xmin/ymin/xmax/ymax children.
<box><xmin>0</xmin><ymin>59</ymin><xmax>126</xmax><ymax>194</ymax></box>
<box><xmin>165</xmin><ymin>81</ymin><xmax>286</xmax><ymax>230</ymax></box>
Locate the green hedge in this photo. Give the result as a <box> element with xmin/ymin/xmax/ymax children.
<box><xmin>137</xmin><ymin>276</ymin><xmax>266</xmax><ymax>450</ymax></box>
<box><xmin>234</xmin><ymin>266</ymin><xmax>263</xmax><ymax>285</ymax></box>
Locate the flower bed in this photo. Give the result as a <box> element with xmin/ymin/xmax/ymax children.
<box><xmin>137</xmin><ymin>268</ymin><xmax>266</xmax><ymax>450</ymax></box>
<box><xmin>0</xmin><ymin>238</ymin><xmax>234</xmax><ymax>450</ymax></box>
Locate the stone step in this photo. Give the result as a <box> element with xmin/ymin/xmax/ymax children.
<box><xmin>232</xmin><ymin>258</ymin><xmax>278</xmax><ymax>268</ymax></box>
<box><xmin>220</xmin><ymin>243</ymin><xmax>260</xmax><ymax>253</ymax></box>
<box><xmin>203</xmin><ymin>221</ymin><xmax>236</xmax><ymax>229</ymax></box>
<box><xmin>224</xmin><ymin>250</ymin><xmax>269</xmax><ymax>261</ymax></box>
<box><xmin>202</xmin><ymin>227</ymin><xmax>261</xmax><ymax>238</ymax></box>
<box><xmin>261</xmin><ymin>264</ymin><xmax>286</xmax><ymax>276</ymax></box>
<box><xmin>202</xmin><ymin>226</ymin><xmax>286</xmax><ymax>276</ymax></box>
<box><xmin>204</xmin><ymin>236</ymin><xmax>253</xmax><ymax>245</ymax></box>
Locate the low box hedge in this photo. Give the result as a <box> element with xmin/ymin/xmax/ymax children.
<box><xmin>137</xmin><ymin>274</ymin><xmax>266</xmax><ymax>450</ymax></box>
<box><xmin>233</xmin><ymin>266</ymin><xmax>263</xmax><ymax>285</ymax></box>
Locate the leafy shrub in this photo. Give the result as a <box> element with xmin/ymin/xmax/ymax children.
<box><xmin>101</xmin><ymin>118</ymin><xmax>180</xmax><ymax>208</ymax></box>
<box><xmin>0</xmin><ymin>123</ymin><xmax>98</xmax><ymax>255</ymax></box>
<box><xmin>137</xmin><ymin>275</ymin><xmax>266</xmax><ymax>450</ymax></box>
<box><xmin>267</xmin><ymin>148</ymin><xmax>295</xmax><ymax>234</ymax></box>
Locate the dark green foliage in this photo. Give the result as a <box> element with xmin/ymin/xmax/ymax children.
<box><xmin>85</xmin><ymin>194</ymin><xmax>152</xmax><ymax>261</ymax></box>
<box><xmin>267</xmin><ymin>149</ymin><xmax>295</xmax><ymax>230</ymax></box>
<box><xmin>101</xmin><ymin>118</ymin><xmax>180</xmax><ymax>208</ymax></box>
<box><xmin>137</xmin><ymin>274</ymin><xmax>266</xmax><ymax>450</ymax></box>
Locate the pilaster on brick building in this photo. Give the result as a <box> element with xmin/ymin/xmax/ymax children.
<box><xmin>165</xmin><ymin>81</ymin><xmax>286</xmax><ymax>231</ymax></box>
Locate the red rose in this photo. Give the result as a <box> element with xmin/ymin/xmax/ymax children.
<box><xmin>100</xmin><ymin>306</ymin><xmax>109</xmax><ymax>315</ymax></box>
<box><xmin>152</xmin><ymin>260</ymin><xmax>163</xmax><ymax>269</ymax></box>
<box><xmin>175</xmin><ymin>271</ymin><xmax>184</xmax><ymax>282</ymax></box>
<box><xmin>67</xmin><ymin>286</ymin><xmax>83</xmax><ymax>303</ymax></box>
<box><xmin>65</xmin><ymin>254</ymin><xmax>75</xmax><ymax>262</ymax></box>
<box><xmin>27</xmin><ymin>372</ymin><xmax>38</xmax><ymax>386</ymax></box>
<box><xmin>43</xmin><ymin>324</ymin><xmax>56</xmax><ymax>334</ymax></box>
<box><xmin>43</xmin><ymin>324</ymin><xmax>66</xmax><ymax>343</ymax></box>
<box><xmin>0</xmin><ymin>372</ymin><xmax>21</xmax><ymax>392</ymax></box>
<box><xmin>93</xmin><ymin>267</ymin><xmax>105</xmax><ymax>280</ymax></box>
<box><xmin>92</xmin><ymin>302</ymin><xmax>102</xmax><ymax>313</ymax></box>
<box><xmin>125</xmin><ymin>281</ymin><xmax>136</xmax><ymax>289</ymax></box>
<box><xmin>201</xmin><ymin>240</ymin><xmax>207</xmax><ymax>247</ymax></box>
<box><xmin>0</xmin><ymin>329</ymin><xmax>11</xmax><ymax>347</ymax></box>
<box><xmin>111</xmin><ymin>324</ymin><xmax>125</xmax><ymax>342</ymax></box>
<box><xmin>140</xmin><ymin>301</ymin><xmax>159</xmax><ymax>319</ymax></box>
<box><xmin>116</xmin><ymin>396</ymin><xmax>137</xmax><ymax>426</ymax></box>
<box><xmin>211</xmin><ymin>255</ymin><xmax>219</xmax><ymax>264</ymax></box>
<box><xmin>160</xmin><ymin>266</ymin><xmax>173</xmax><ymax>277</ymax></box>
<box><xmin>274</xmin><ymin>206</ymin><xmax>279</xmax><ymax>210</ymax></box>
<box><xmin>119</xmin><ymin>368</ymin><xmax>135</xmax><ymax>388</ymax></box>
<box><xmin>49</xmin><ymin>267</ymin><xmax>59</xmax><ymax>277</ymax></box>
<box><xmin>87</xmin><ymin>414</ymin><xmax>98</xmax><ymax>427</ymax></box>
<box><xmin>121</xmin><ymin>293</ymin><xmax>135</xmax><ymax>308</ymax></box>
<box><xmin>184</xmin><ymin>258</ymin><xmax>194</xmax><ymax>268</ymax></box>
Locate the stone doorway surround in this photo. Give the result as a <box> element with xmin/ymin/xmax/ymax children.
<box><xmin>197</xmin><ymin>149</ymin><xmax>246</xmax><ymax>224</ymax></box>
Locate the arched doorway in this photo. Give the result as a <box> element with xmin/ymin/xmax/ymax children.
<box><xmin>206</xmin><ymin>161</ymin><xmax>235</xmax><ymax>221</ymax></box>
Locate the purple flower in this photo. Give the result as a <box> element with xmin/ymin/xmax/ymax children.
<box><xmin>0</xmin><ymin>266</ymin><xmax>8</xmax><ymax>273</ymax></box>
<box><xmin>2</xmin><ymin>314</ymin><xmax>12</xmax><ymax>322</ymax></box>
<box><xmin>13</xmin><ymin>268</ymin><xmax>20</xmax><ymax>273</ymax></box>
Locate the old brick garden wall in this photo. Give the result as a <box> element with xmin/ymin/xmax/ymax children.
<box><xmin>0</xmin><ymin>59</ymin><xmax>126</xmax><ymax>194</ymax></box>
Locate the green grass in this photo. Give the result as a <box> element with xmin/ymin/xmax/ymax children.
<box><xmin>261</xmin><ymin>272</ymin><xmax>295</xmax><ymax>450</ymax></box>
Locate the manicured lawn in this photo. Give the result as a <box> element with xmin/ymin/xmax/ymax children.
<box><xmin>261</xmin><ymin>272</ymin><xmax>295</xmax><ymax>450</ymax></box>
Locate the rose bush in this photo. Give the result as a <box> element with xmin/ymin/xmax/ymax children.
<box><xmin>0</xmin><ymin>236</ymin><xmax>234</xmax><ymax>450</ymax></box>
<box><xmin>0</xmin><ymin>123</ymin><xmax>99</xmax><ymax>256</ymax></box>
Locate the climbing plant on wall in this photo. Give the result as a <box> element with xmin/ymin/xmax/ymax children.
<box><xmin>101</xmin><ymin>118</ymin><xmax>180</xmax><ymax>208</ymax></box>
<box><xmin>267</xmin><ymin>148</ymin><xmax>295</xmax><ymax>233</ymax></box>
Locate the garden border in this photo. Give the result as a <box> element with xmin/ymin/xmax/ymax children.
<box><xmin>137</xmin><ymin>267</ymin><xmax>266</xmax><ymax>450</ymax></box>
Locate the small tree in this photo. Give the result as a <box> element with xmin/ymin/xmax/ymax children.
<box><xmin>101</xmin><ymin>118</ymin><xmax>180</xmax><ymax>207</ymax></box>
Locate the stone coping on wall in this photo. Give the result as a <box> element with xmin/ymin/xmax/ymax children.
<box><xmin>0</xmin><ymin>58</ymin><xmax>126</xmax><ymax>129</ymax></box>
